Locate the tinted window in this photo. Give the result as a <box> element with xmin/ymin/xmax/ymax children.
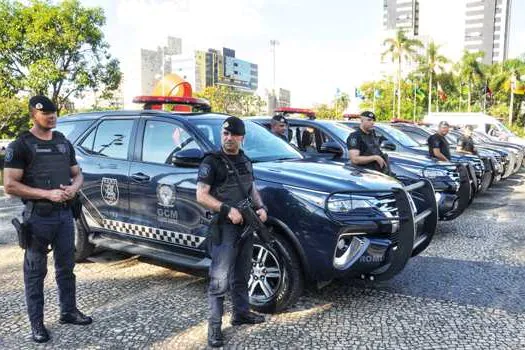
<box><xmin>55</xmin><ymin>120</ymin><xmax>93</xmax><ymax>142</ymax></box>
<box><xmin>142</xmin><ymin>120</ymin><xmax>200</xmax><ymax>164</ymax></box>
<box><xmin>79</xmin><ymin>129</ymin><xmax>96</xmax><ymax>153</ymax></box>
<box><xmin>87</xmin><ymin>120</ymin><xmax>134</xmax><ymax>159</ymax></box>
<box><xmin>188</xmin><ymin>116</ymin><xmax>302</xmax><ymax>162</ymax></box>
<box><xmin>378</xmin><ymin>125</ymin><xmax>420</xmax><ymax>147</ymax></box>
<box><xmin>402</xmin><ymin>130</ymin><xmax>427</xmax><ymax>145</ymax></box>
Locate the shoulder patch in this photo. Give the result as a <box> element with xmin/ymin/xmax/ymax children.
<box><xmin>5</xmin><ymin>147</ymin><xmax>13</xmax><ymax>162</ymax></box>
<box><xmin>199</xmin><ymin>163</ymin><xmax>211</xmax><ymax>178</ymax></box>
<box><xmin>349</xmin><ymin>135</ymin><xmax>358</xmax><ymax>147</ymax></box>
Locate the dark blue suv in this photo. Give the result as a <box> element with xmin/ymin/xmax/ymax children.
<box><xmin>57</xmin><ymin>107</ymin><xmax>437</xmax><ymax>313</ymax></box>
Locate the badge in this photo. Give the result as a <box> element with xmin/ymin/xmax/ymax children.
<box><xmin>349</xmin><ymin>136</ymin><xmax>357</xmax><ymax>147</ymax></box>
<box><xmin>101</xmin><ymin>177</ymin><xmax>119</xmax><ymax>206</ymax></box>
<box><xmin>223</xmin><ymin>121</ymin><xmax>229</xmax><ymax>128</ymax></box>
<box><xmin>5</xmin><ymin>147</ymin><xmax>13</xmax><ymax>162</ymax></box>
<box><xmin>157</xmin><ymin>184</ymin><xmax>176</xmax><ymax>207</ymax></box>
<box><xmin>198</xmin><ymin>164</ymin><xmax>211</xmax><ymax>178</ymax></box>
<box><xmin>35</xmin><ymin>103</ymin><xmax>43</xmax><ymax>110</ymax></box>
<box><xmin>57</xmin><ymin>143</ymin><xmax>67</xmax><ymax>154</ymax></box>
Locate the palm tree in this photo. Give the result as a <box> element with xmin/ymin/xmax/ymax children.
<box><xmin>418</xmin><ymin>41</ymin><xmax>449</xmax><ymax>114</ymax></box>
<box><xmin>334</xmin><ymin>92</ymin><xmax>350</xmax><ymax>117</ymax></box>
<box><xmin>457</xmin><ymin>51</ymin><xmax>484</xmax><ymax>112</ymax></box>
<box><xmin>382</xmin><ymin>29</ymin><xmax>423</xmax><ymax>118</ymax></box>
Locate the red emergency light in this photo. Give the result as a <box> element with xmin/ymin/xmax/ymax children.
<box><xmin>275</xmin><ymin>107</ymin><xmax>316</xmax><ymax>119</ymax></box>
<box><xmin>390</xmin><ymin>118</ymin><xmax>415</xmax><ymax>124</ymax></box>
<box><xmin>343</xmin><ymin>113</ymin><xmax>360</xmax><ymax>120</ymax></box>
<box><xmin>132</xmin><ymin>96</ymin><xmax>211</xmax><ymax>112</ymax></box>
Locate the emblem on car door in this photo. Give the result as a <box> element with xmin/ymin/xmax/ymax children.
<box><xmin>101</xmin><ymin>177</ymin><xmax>119</xmax><ymax>206</ymax></box>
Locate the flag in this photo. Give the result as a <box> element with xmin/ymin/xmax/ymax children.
<box><xmin>511</xmin><ymin>78</ymin><xmax>525</xmax><ymax>95</ymax></box>
<box><xmin>483</xmin><ymin>84</ymin><xmax>493</xmax><ymax>98</ymax></box>
<box><xmin>415</xmin><ymin>87</ymin><xmax>425</xmax><ymax>98</ymax></box>
<box><xmin>437</xmin><ymin>82</ymin><xmax>447</xmax><ymax>101</ymax></box>
<box><xmin>355</xmin><ymin>88</ymin><xmax>364</xmax><ymax>99</ymax></box>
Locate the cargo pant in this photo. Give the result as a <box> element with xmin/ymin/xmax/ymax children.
<box><xmin>208</xmin><ymin>223</ymin><xmax>254</xmax><ymax>326</ymax></box>
<box><xmin>23</xmin><ymin>207</ymin><xmax>76</xmax><ymax>325</ymax></box>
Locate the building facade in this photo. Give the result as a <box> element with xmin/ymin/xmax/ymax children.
<box><xmin>383</xmin><ymin>0</ymin><xmax>420</xmax><ymax>36</ymax></box>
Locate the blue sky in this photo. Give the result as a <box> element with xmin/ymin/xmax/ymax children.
<box><xmin>80</xmin><ymin>0</ymin><xmax>525</xmax><ymax>107</ymax></box>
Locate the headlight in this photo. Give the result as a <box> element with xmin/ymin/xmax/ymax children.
<box><xmin>327</xmin><ymin>194</ymin><xmax>377</xmax><ymax>213</ymax></box>
<box><xmin>422</xmin><ymin>168</ymin><xmax>449</xmax><ymax>178</ymax></box>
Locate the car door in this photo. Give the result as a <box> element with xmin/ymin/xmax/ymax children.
<box><xmin>76</xmin><ymin>117</ymin><xmax>136</xmax><ymax>226</ymax></box>
<box><xmin>127</xmin><ymin>117</ymin><xmax>208</xmax><ymax>253</ymax></box>
<box><xmin>287</xmin><ymin>122</ymin><xmax>336</xmax><ymax>159</ymax></box>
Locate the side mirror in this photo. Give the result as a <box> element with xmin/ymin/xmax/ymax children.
<box><xmin>380</xmin><ymin>140</ymin><xmax>396</xmax><ymax>151</ymax></box>
<box><xmin>320</xmin><ymin>141</ymin><xmax>343</xmax><ymax>154</ymax></box>
<box><xmin>172</xmin><ymin>148</ymin><xmax>205</xmax><ymax>167</ymax></box>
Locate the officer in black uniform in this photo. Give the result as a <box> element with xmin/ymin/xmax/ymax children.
<box><xmin>428</xmin><ymin>121</ymin><xmax>451</xmax><ymax>161</ymax></box>
<box><xmin>346</xmin><ymin>111</ymin><xmax>388</xmax><ymax>173</ymax></box>
<box><xmin>3</xmin><ymin>96</ymin><xmax>92</xmax><ymax>343</ymax></box>
<box><xmin>270</xmin><ymin>114</ymin><xmax>289</xmax><ymax>142</ymax></box>
<box><xmin>456</xmin><ymin>125</ymin><xmax>477</xmax><ymax>155</ymax></box>
<box><xmin>196</xmin><ymin>116</ymin><xmax>267</xmax><ymax>347</ymax></box>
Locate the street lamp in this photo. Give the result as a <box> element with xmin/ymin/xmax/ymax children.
<box><xmin>270</xmin><ymin>40</ymin><xmax>279</xmax><ymax>93</ymax></box>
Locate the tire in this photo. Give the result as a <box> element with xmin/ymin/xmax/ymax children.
<box><xmin>74</xmin><ymin>217</ymin><xmax>95</xmax><ymax>262</ymax></box>
<box><xmin>249</xmin><ymin>229</ymin><xmax>303</xmax><ymax>314</ymax></box>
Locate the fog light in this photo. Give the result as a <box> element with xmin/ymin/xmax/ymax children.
<box><xmin>435</xmin><ymin>192</ymin><xmax>442</xmax><ymax>203</ymax></box>
<box><xmin>333</xmin><ymin>236</ymin><xmax>370</xmax><ymax>270</ymax></box>
<box><xmin>337</xmin><ymin>238</ymin><xmax>346</xmax><ymax>250</ymax></box>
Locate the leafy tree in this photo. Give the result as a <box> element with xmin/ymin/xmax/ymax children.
<box><xmin>333</xmin><ymin>92</ymin><xmax>350</xmax><ymax>116</ymax></box>
<box><xmin>0</xmin><ymin>97</ymin><xmax>30</xmax><ymax>138</ymax></box>
<box><xmin>0</xmin><ymin>0</ymin><xmax>122</xmax><ymax>113</ymax></box>
<box><xmin>417</xmin><ymin>41</ymin><xmax>449</xmax><ymax>114</ymax></box>
<box><xmin>196</xmin><ymin>86</ymin><xmax>266</xmax><ymax>116</ymax></box>
<box><xmin>313</xmin><ymin>104</ymin><xmax>337</xmax><ymax>120</ymax></box>
<box><xmin>456</xmin><ymin>51</ymin><xmax>485</xmax><ymax>112</ymax></box>
<box><xmin>382</xmin><ymin>29</ymin><xmax>422</xmax><ymax>118</ymax></box>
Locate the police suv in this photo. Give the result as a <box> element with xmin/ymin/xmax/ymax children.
<box><xmin>57</xmin><ymin>97</ymin><xmax>438</xmax><ymax>313</ymax></box>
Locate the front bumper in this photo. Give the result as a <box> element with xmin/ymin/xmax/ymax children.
<box><xmin>327</xmin><ymin>180</ymin><xmax>438</xmax><ymax>281</ymax></box>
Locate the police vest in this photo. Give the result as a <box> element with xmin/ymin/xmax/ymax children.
<box><xmin>211</xmin><ymin>152</ymin><xmax>253</xmax><ymax>207</ymax></box>
<box><xmin>20</xmin><ymin>131</ymin><xmax>71</xmax><ymax>192</ymax></box>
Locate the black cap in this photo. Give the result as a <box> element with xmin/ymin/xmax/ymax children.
<box><xmin>360</xmin><ymin>111</ymin><xmax>376</xmax><ymax>120</ymax></box>
<box><xmin>29</xmin><ymin>95</ymin><xmax>57</xmax><ymax>112</ymax></box>
<box><xmin>438</xmin><ymin>121</ymin><xmax>450</xmax><ymax>127</ymax></box>
<box><xmin>272</xmin><ymin>114</ymin><xmax>287</xmax><ymax>124</ymax></box>
<box><xmin>222</xmin><ymin>116</ymin><xmax>245</xmax><ymax>136</ymax></box>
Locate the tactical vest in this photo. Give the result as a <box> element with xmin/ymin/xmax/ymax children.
<box><xmin>20</xmin><ymin>131</ymin><xmax>71</xmax><ymax>192</ymax></box>
<box><xmin>360</xmin><ymin>130</ymin><xmax>384</xmax><ymax>172</ymax></box>
<box><xmin>211</xmin><ymin>152</ymin><xmax>253</xmax><ymax>207</ymax></box>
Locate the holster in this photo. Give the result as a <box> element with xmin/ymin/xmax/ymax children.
<box><xmin>12</xmin><ymin>218</ymin><xmax>29</xmax><ymax>249</ymax></box>
<box><xmin>209</xmin><ymin>214</ymin><xmax>222</xmax><ymax>245</ymax></box>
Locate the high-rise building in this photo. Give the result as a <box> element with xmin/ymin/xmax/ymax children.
<box><xmin>140</xmin><ymin>36</ymin><xmax>182</xmax><ymax>94</ymax></box>
<box><xmin>383</xmin><ymin>0</ymin><xmax>420</xmax><ymax>36</ymax></box>
<box><xmin>464</xmin><ymin>0</ymin><xmax>512</xmax><ymax>64</ymax></box>
<box><xmin>267</xmin><ymin>88</ymin><xmax>291</xmax><ymax>115</ymax></box>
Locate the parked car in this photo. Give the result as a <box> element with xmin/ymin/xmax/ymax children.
<box><xmin>251</xmin><ymin>116</ymin><xmax>469</xmax><ymax>221</ymax></box>
<box><xmin>56</xmin><ymin>97</ymin><xmax>438</xmax><ymax>314</ymax></box>
<box><xmin>390</xmin><ymin>122</ymin><xmax>507</xmax><ymax>183</ymax></box>
<box><xmin>340</xmin><ymin>120</ymin><xmax>491</xmax><ymax>198</ymax></box>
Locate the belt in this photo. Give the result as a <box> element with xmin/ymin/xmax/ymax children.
<box><xmin>30</xmin><ymin>200</ymin><xmax>71</xmax><ymax>209</ymax></box>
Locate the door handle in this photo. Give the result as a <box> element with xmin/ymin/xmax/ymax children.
<box><xmin>131</xmin><ymin>172</ymin><xmax>151</xmax><ymax>182</ymax></box>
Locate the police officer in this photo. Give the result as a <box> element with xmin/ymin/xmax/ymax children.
<box><xmin>347</xmin><ymin>111</ymin><xmax>388</xmax><ymax>173</ymax></box>
<box><xmin>196</xmin><ymin>116</ymin><xmax>267</xmax><ymax>347</ymax></box>
<box><xmin>270</xmin><ymin>114</ymin><xmax>289</xmax><ymax>142</ymax></box>
<box><xmin>428</xmin><ymin>121</ymin><xmax>451</xmax><ymax>161</ymax></box>
<box><xmin>3</xmin><ymin>96</ymin><xmax>92</xmax><ymax>343</ymax></box>
<box><xmin>456</xmin><ymin>125</ymin><xmax>477</xmax><ymax>155</ymax></box>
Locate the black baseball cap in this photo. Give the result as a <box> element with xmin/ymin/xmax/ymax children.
<box><xmin>29</xmin><ymin>95</ymin><xmax>57</xmax><ymax>112</ymax></box>
<box><xmin>222</xmin><ymin>116</ymin><xmax>245</xmax><ymax>136</ymax></box>
<box><xmin>360</xmin><ymin>111</ymin><xmax>376</xmax><ymax>120</ymax></box>
<box><xmin>438</xmin><ymin>121</ymin><xmax>450</xmax><ymax>127</ymax></box>
<box><xmin>272</xmin><ymin>114</ymin><xmax>287</xmax><ymax>124</ymax></box>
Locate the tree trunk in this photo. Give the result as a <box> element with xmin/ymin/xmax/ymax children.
<box><xmin>397</xmin><ymin>58</ymin><xmax>402</xmax><ymax>118</ymax></box>
<box><xmin>428</xmin><ymin>72</ymin><xmax>433</xmax><ymax>115</ymax></box>
<box><xmin>392</xmin><ymin>80</ymin><xmax>396</xmax><ymax>118</ymax></box>
<box><xmin>467</xmin><ymin>81</ymin><xmax>472</xmax><ymax>112</ymax></box>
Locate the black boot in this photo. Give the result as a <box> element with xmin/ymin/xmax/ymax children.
<box><xmin>207</xmin><ymin>324</ymin><xmax>224</xmax><ymax>348</ymax></box>
<box><xmin>231</xmin><ymin>311</ymin><xmax>265</xmax><ymax>326</ymax></box>
<box><xmin>31</xmin><ymin>322</ymin><xmax>50</xmax><ymax>343</ymax></box>
<box><xmin>59</xmin><ymin>309</ymin><xmax>93</xmax><ymax>325</ymax></box>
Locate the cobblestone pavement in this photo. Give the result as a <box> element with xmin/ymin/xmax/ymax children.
<box><xmin>1</xmin><ymin>173</ymin><xmax>525</xmax><ymax>349</ymax></box>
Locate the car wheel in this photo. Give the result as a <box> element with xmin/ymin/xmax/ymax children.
<box><xmin>249</xmin><ymin>231</ymin><xmax>303</xmax><ymax>314</ymax></box>
<box><xmin>74</xmin><ymin>217</ymin><xmax>95</xmax><ymax>262</ymax></box>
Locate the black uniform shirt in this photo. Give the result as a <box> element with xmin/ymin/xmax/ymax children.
<box><xmin>457</xmin><ymin>135</ymin><xmax>476</xmax><ymax>154</ymax></box>
<box><xmin>4</xmin><ymin>132</ymin><xmax>77</xmax><ymax>170</ymax></box>
<box><xmin>346</xmin><ymin>128</ymin><xmax>384</xmax><ymax>171</ymax></box>
<box><xmin>427</xmin><ymin>133</ymin><xmax>451</xmax><ymax>160</ymax></box>
<box><xmin>197</xmin><ymin>150</ymin><xmax>253</xmax><ymax>188</ymax></box>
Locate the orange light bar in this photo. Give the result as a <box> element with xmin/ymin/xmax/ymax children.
<box><xmin>132</xmin><ymin>95</ymin><xmax>211</xmax><ymax>112</ymax></box>
<box><xmin>275</xmin><ymin>107</ymin><xmax>315</xmax><ymax>117</ymax></box>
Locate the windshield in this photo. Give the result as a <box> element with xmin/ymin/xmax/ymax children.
<box><xmin>378</xmin><ymin>124</ymin><xmax>420</xmax><ymax>147</ymax></box>
<box><xmin>494</xmin><ymin>120</ymin><xmax>514</xmax><ymax>136</ymax></box>
<box><xmin>188</xmin><ymin>116</ymin><xmax>303</xmax><ymax>162</ymax></box>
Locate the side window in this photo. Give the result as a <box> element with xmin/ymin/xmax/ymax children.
<box><xmin>89</xmin><ymin>120</ymin><xmax>134</xmax><ymax>159</ymax></box>
<box><xmin>404</xmin><ymin>130</ymin><xmax>427</xmax><ymax>145</ymax></box>
<box><xmin>288</xmin><ymin>124</ymin><xmax>319</xmax><ymax>152</ymax></box>
<box><xmin>79</xmin><ymin>128</ymin><xmax>96</xmax><ymax>153</ymax></box>
<box><xmin>142</xmin><ymin>120</ymin><xmax>200</xmax><ymax>164</ymax></box>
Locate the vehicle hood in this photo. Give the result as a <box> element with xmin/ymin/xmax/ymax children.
<box><xmin>387</xmin><ymin>151</ymin><xmax>455</xmax><ymax>167</ymax></box>
<box><xmin>253</xmin><ymin>158</ymin><xmax>403</xmax><ymax>193</ymax></box>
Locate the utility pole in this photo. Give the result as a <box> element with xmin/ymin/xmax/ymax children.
<box><xmin>270</xmin><ymin>40</ymin><xmax>279</xmax><ymax>93</ymax></box>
